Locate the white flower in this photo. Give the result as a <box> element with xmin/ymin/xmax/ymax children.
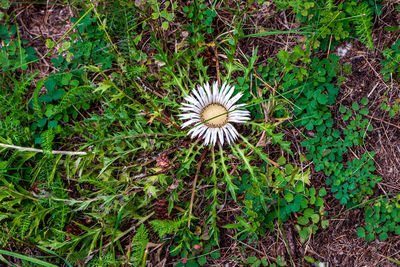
<box><xmin>179</xmin><ymin>81</ymin><xmax>251</xmax><ymax>146</ymax></box>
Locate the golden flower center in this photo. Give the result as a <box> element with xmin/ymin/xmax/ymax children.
<box><xmin>201</xmin><ymin>104</ymin><xmax>228</xmax><ymax>127</ymax></box>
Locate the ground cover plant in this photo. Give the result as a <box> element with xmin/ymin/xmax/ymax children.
<box><xmin>0</xmin><ymin>0</ymin><xmax>399</xmax><ymax>266</ymax></box>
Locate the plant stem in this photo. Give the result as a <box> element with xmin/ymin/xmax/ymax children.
<box><xmin>0</xmin><ymin>143</ymin><xmax>87</xmax><ymax>156</ymax></box>
<box><xmin>188</xmin><ymin>148</ymin><xmax>208</xmax><ymax>228</ymax></box>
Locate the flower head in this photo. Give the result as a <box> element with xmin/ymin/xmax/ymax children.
<box><xmin>179</xmin><ymin>81</ymin><xmax>250</xmax><ymax>146</ymax></box>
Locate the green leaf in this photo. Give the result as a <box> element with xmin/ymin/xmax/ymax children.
<box><xmin>361</xmin><ymin>97</ymin><xmax>369</xmax><ymax>105</ymax></box>
<box><xmin>276</xmin><ymin>255</ymin><xmax>287</xmax><ymax>266</ymax></box>
<box><xmin>46</xmin><ymin>39</ymin><xmax>55</xmax><ymax>49</ymax></box>
<box><xmin>277</xmin><ymin>156</ymin><xmax>286</xmax><ymax>165</ymax></box>
<box><xmin>309</xmin><ymin>188</ymin><xmax>316</xmax><ymax>196</ymax></box>
<box><xmin>319</xmin><ymin>188</ymin><xmax>327</xmax><ymax>197</ymax></box>
<box><xmin>44</xmin><ymin>77</ymin><xmax>56</xmax><ymax>92</ymax></box>
<box><xmin>285</xmin><ymin>192</ymin><xmax>294</xmax><ymax>202</ymax></box>
<box><xmin>37</xmin><ymin>118</ymin><xmax>47</xmax><ymax>128</ymax></box>
<box><xmin>304</xmin><ymin>208</ymin><xmax>314</xmax><ymax>218</ymax></box>
<box><xmin>315</xmin><ymin>197</ymin><xmax>324</xmax><ymax>207</ymax></box>
<box><xmin>52</xmin><ymin>89</ymin><xmax>65</xmax><ymax>100</ymax></box>
<box><xmin>186</xmin><ymin>260</ymin><xmax>199</xmax><ymax>267</ymax></box>
<box><xmin>61</xmin><ymin>73</ymin><xmax>72</xmax><ymax>85</ymax></box>
<box><xmin>306</xmin><ymin>122</ymin><xmax>314</xmax><ymax>130</ymax></box>
<box><xmin>356</xmin><ymin>227</ymin><xmax>365</xmax><ymax>238</ymax></box>
<box><xmin>365</xmin><ymin>233</ymin><xmax>375</xmax><ymax>242</ymax></box>
<box><xmin>152</xmin><ymin>12</ymin><xmax>159</xmax><ymax>19</ymax></box>
<box><xmin>48</xmin><ymin>120</ymin><xmax>58</xmax><ymax>128</ymax></box>
<box><xmin>311</xmin><ymin>214</ymin><xmax>320</xmax><ymax>223</ymax></box>
<box><xmin>198</xmin><ymin>256</ymin><xmax>207</xmax><ymax>266</ymax></box>
<box><xmin>321</xmin><ymin>220</ymin><xmax>329</xmax><ymax>229</ymax></box>
<box><xmin>247</xmin><ymin>256</ymin><xmax>258</xmax><ymax>264</ymax></box>
<box><xmin>317</xmin><ymin>94</ymin><xmax>328</xmax><ymax>104</ymax></box>
<box><xmin>298</xmin><ymin>216</ymin><xmax>309</xmax><ymax>225</ymax></box>
<box><xmin>161</xmin><ymin>21</ymin><xmax>169</xmax><ymax>30</ymax></box>
<box><xmin>395</xmin><ymin>225</ymin><xmax>400</xmax><ymax>235</ymax></box>
<box><xmin>360</xmin><ymin>108</ymin><xmax>369</xmax><ymax>115</ymax></box>
<box><xmin>210</xmin><ymin>251</ymin><xmax>220</xmax><ymax>259</ymax></box>
<box><xmin>305</xmin><ymin>256</ymin><xmax>315</xmax><ymax>263</ymax></box>
<box><xmin>293</xmin><ymin>168</ymin><xmax>311</xmax><ymax>185</ymax></box>
<box><xmin>379</xmin><ymin>232</ymin><xmax>388</xmax><ymax>241</ymax></box>
<box><xmin>352</xmin><ymin>102</ymin><xmax>359</xmax><ymax>111</ymax></box>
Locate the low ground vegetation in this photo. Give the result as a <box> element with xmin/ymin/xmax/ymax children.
<box><xmin>0</xmin><ymin>0</ymin><xmax>399</xmax><ymax>266</ymax></box>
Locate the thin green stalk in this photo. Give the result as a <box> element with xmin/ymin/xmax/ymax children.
<box><xmin>0</xmin><ymin>250</ymin><xmax>58</xmax><ymax>267</ymax></box>
<box><xmin>218</xmin><ymin>144</ymin><xmax>237</xmax><ymax>201</ymax></box>
<box><xmin>231</xmin><ymin>142</ymin><xmax>254</xmax><ymax>179</ymax></box>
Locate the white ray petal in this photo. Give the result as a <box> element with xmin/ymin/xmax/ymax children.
<box><xmin>217</xmin><ymin>128</ymin><xmax>224</xmax><ymax>146</ymax></box>
<box><xmin>226</xmin><ymin>123</ymin><xmax>239</xmax><ymax>141</ymax></box>
<box><xmin>181</xmin><ymin>102</ymin><xmax>196</xmax><ymax>108</ymax></box>
<box><xmin>179</xmin><ymin>113</ymin><xmax>200</xmax><ymax>120</ymax></box>
<box><xmin>212</xmin><ymin>81</ymin><xmax>219</xmax><ymax>103</ymax></box>
<box><xmin>203</xmin><ymin>128</ymin><xmax>212</xmax><ymax>145</ymax></box>
<box><xmin>228</xmin><ymin>116</ymin><xmax>250</xmax><ymax>121</ymax></box>
<box><xmin>189</xmin><ymin>124</ymin><xmax>207</xmax><ymax>138</ymax></box>
<box><xmin>182</xmin><ymin>119</ymin><xmax>200</xmax><ymax>128</ymax></box>
<box><xmin>230</xmin><ymin>115</ymin><xmax>251</xmax><ymax>121</ymax></box>
<box><xmin>208</xmin><ymin>128</ymin><xmax>214</xmax><ymax>146</ymax></box>
<box><xmin>213</xmin><ymin>128</ymin><xmax>219</xmax><ymax>146</ymax></box>
<box><xmin>229</xmin><ymin>119</ymin><xmax>248</xmax><ymax>123</ymax></box>
<box><xmin>216</xmin><ymin>82</ymin><xmax>226</xmax><ymax>103</ymax></box>
<box><xmin>221</xmin><ymin>85</ymin><xmax>235</xmax><ymax>106</ymax></box>
<box><xmin>192</xmin><ymin>87</ymin><xmax>205</xmax><ymax>107</ymax></box>
<box><xmin>229</xmin><ymin>103</ymin><xmax>247</xmax><ymax>110</ymax></box>
<box><xmin>197</xmin><ymin>84</ymin><xmax>208</xmax><ymax>106</ymax></box>
<box><xmin>185</xmin><ymin>95</ymin><xmax>202</xmax><ymax>109</ymax></box>
<box><xmin>220</xmin><ymin>82</ymin><xmax>229</xmax><ymax>96</ymax></box>
<box><xmin>229</xmin><ymin>111</ymin><xmax>251</xmax><ymax>118</ymax></box>
<box><xmin>226</xmin><ymin>92</ymin><xmax>243</xmax><ymax>110</ymax></box>
<box><xmin>229</xmin><ymin>110</ymin><xmax>251</xmax><ymax>120</ymax></box>
<box><xmin>181</xmin><ymin>103</ymin><xmax>200</xmax><ymax>111</ymax></box>
<box><xmin>179</xmin><ymin>106</ymin><xmax>200</xmax><ymax>113</ymax></box>
<box><xmin>228</xmin><ymin>117</ymin><xmax>250</xmax><ymax>123</ymax></box>
<box><xmin>222</xmin><ymin>126</ymin><xmax>232</xmax><ymax>144</ymax></box>
<box><xmin>204</xmin><ymin>82</ymin><xmax>212</xmax><ymax>104</ymax></box>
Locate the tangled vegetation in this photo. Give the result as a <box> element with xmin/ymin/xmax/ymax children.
<box><xmin>0</xmin><ymin>0</ymin><xmax>399</xmax><ymax>266</ymax></box>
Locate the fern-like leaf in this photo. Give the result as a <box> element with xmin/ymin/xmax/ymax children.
<box><xmin>353</xmin><ymin>4</ymin><xmax>374</xmax><ymax>49</ymax></box>
<box><xmin>130</xmin><ymin>224</ymin><xmax>149</xmax><ymax>267</ymax></box>
<box><xmin>40</xmin><ymin>128</ymin><xmax>55</xmax><ymax>154</ymax></box>
<box><xmin>150</xmin><ymin>219</ymin><xmax>183</xmax><ymax>238</ymax></box>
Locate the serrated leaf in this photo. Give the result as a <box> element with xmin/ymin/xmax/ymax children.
<box><xmin>361</xmin><ymin>97</ymin><xmax>369</xmax><ymax>105</ymax></box>
<box><xmin>311</xmin><ymin>214</ymin><xmax>320</xmax><ymax>223</ymax></box>
<box><xmin>37</xmin><ymin>118</ymin><xmax>47</xmax><ymax>128</ymax></box>
<box><xmin>161</xmin><ymin>21</ymin><xmax>169</xmax><ymax>30</ymax></box>
<box><xmin>294</xmin><ymin>168</ymin><xmax>311</xmax><ymax>185</ymax></box>
<box><xmin>210</xmin><ymin>251</ymin><xmax>220</xmax><ymax>259</ymax></box>
<box><xmin>379</xmin><ymin>232</ymin><xmax>388</xmax><ymax>241</ymax></box>
<box><xmin>356</xmin><ymin>227</ymin><xmax>365</xmax><ymax>238</ymax></box>
<box><xmin>317</xmin><ymin>94</ymin><xmax>328</xmax><ymax>104</ymax></box>
<box><xmin>298</xmin><ymin>216</ymin><xmax>309</xmax><ymax>225</ymax></box>
<box><xmin>319</xmin><ymin>188</ymin><xmax>327</xmax><ymax>197</ymax></box>
<box><xmin>359</xmin><ymin>107</ymin><xmax>369</xmax><ymax>115</ymax></box>
<box><xmin>285</xmin><ymin>192</ymin><xmax>294</xmax><ymax>202</ymax></box>
<box><xmin>44</xmin><ymin>78</ymin><xmax>56</xmax><ymax>92</ymax></box>
<box><xmin>52</xmin><ymin>89</ymin><xmax>65</xmax><ymax>100</ymax></box>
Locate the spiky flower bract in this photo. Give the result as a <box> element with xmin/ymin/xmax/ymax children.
<box><xmin>179</xmin><ymin>81</ymin><xmax>250</xmax><ymax>146</ymax></box>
